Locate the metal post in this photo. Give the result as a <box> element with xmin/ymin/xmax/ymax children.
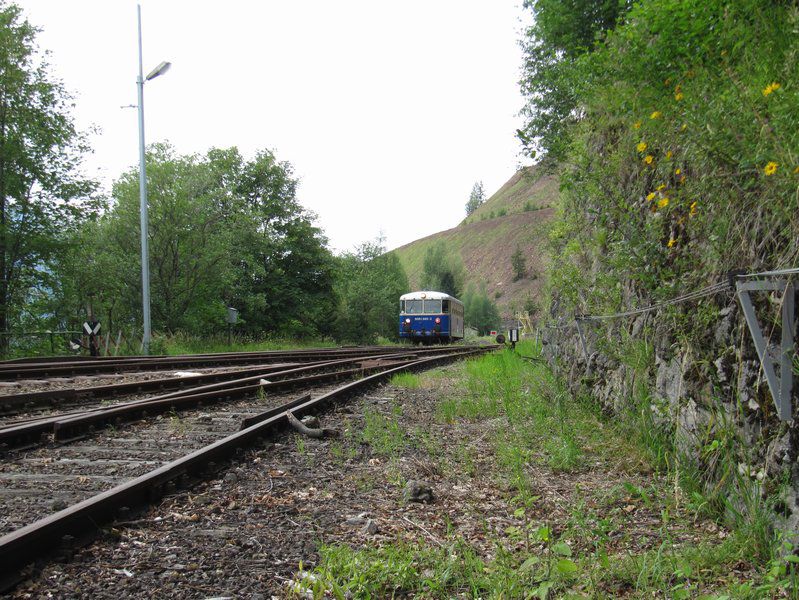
<box><xmin>137</xmin><ymin>4</ymin><xmax>151</xmax><ymax>355</ymax></box>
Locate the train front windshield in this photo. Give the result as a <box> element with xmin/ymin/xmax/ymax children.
<box><xmin>402</xmin><ymin>299</ymin><xmax>444</xmax><ymax>314</ymax></box>
<box><xmin>424</xmin><ymin>299</ymin><xmax>442</xmax><ymax>313</ymax></box>
<box><xmin>404</xmin><ymin>300</ymin><xmax>423</xmax><ymax>314</ymax></box>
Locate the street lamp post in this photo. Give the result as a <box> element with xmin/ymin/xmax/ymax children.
<box><xmin>136</xmin><ymin>4</ymin><xmax>170</xmax><ymax>355</ymax></box>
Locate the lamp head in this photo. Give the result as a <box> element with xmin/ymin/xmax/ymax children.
<box><xmin>146</xmin><ymin>61</ymin><xmax>171</xmax><ymax>81</ymax></box>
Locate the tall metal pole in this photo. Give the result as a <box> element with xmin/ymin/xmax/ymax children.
<box><xmin>136</xmin><ymin>4</ymin><xmax>152</xmax><ymax>355</ymax></box>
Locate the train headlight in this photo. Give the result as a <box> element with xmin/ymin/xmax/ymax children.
<box><xmin>435</xmin><ymin>317</ymin><xmax>441</xmax><ymax>324</ymax></box>
<box><xmin>405</xmin><ymin>318</ymin><xmax>411</xmax><ymax>324</ymax></box>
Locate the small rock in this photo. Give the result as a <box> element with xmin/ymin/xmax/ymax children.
<box><xmin>223</xmin><ymin>472</ymin><xmax>238</xmax><ymax>486</ymax></box>
<box><xmin>344</xmin><ymin>516</ymin><xmax>367</xmax><ymax>527</ymax></box>
<box><xmin>362</xmin><ymin>519</ymin><xmax>379</xmax><ymax>534</ymax></box>
<box><xmin>52</xmin><ymin>499</ymin><xmax>68</xmax><ymax>511</ymax></box>
<box><xmin>403</xmin><ymin>480</ymin><xmax>434</xmax><ymax>503</ymax></box>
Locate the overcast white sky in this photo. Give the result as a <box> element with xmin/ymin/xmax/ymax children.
<box><xmin>16</xmin><ymin>1</ymin><xmax>532</xmax><ymax>253</ymax></box>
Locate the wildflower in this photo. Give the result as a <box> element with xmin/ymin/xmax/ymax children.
<box><xmin>637</xmin><ymin>142</ymin><xmax>648</xmax><ymax>152</ymax></box>
<box><xmin>794</xmin><ymin>166</ymin><xmax>799</xmax><ymax>174</ymax></box>
<box><xmin>762</xmin><ymin>82</ymin><xmax>781</xmax><ymax>97</ymax></box>
<box><xmin>680</xmin><ymin>124</ymin><xmax>688</xmax><ymax>131</ymax></box>
<box><xmin>658</xmin><ymin>198</ymin><xmax>670</xmax><ymax>208</ymax></box>
<box><xmin>664</xmin><ymin>78</ymin><xmax>672</xmax><ymax>86</ymax></box>
<box><xmin>689</xmin><ymin>201</ymin><xmax>698</xmax><ymax>216</ymax></box>
<box><xmin>764</xmin><ymin>161</ymin><xmax>778</xmax><ymax>176</ymax></box>
<box><xmin>657</xmin><ymin>184</ymin><xmax>666</xmax><ymax>191</ymax></box>
<box><xmin>647</xmin><ymin>192</ymin><xmax>656</xmax><ymax>201</ymax></box>
<box><xmin>666</xmin><ymin>151</ymin><xmax>673</xmax><ymax>159</ymax></box>
<box><xmin>667</xmin><ymin>238</ymin><xmax>677</xmax><ymax>248</ymax></box>
<box><xmin>650</xmin><ymin>111</ymin><xmax>662</xmax><ymax>119</ymax></box>
<box><xmin>633</xmin><ymin>120</ymin><xmax>642</xmax><ymax>129</ymax></box>
<box><xmin>680</xmin><ymin>175</ymin><xmax>686</xmax><ymax>184</ymax></box>
<box><xmin>675</xmin><ymin>92</ymin><xmax>684</xmax><ymax>101</ymax></box>
<box><xmin>644</xmin><ymin>155</ymin><xmax>654</xmax><ymax>165</ymax></box>
<box><xmin>675</xmin><ymin>168</ymin><xmax>681</xmax><ymax>175</ymax></box>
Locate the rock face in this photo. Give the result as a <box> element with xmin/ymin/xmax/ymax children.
<box><xmin>543</xmin><ymin>294</ymin><xmax>799</xmax><ymax>538</ymax></box>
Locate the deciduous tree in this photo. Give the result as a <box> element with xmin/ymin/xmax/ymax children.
<box><xmin>420</xmin><ymin>241</ymin><xmax>465</xmax><ymax>298</ymax></box>
<box><xmin>0</xmin><ymin>2</ymin><xmax>100</xmax><ymax>349</ymax></box>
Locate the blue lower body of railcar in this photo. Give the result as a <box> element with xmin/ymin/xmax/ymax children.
<box><xmin>399</xmin><ymin>314</ymin><xmax>455</xmax><ymax>342</ymax></box>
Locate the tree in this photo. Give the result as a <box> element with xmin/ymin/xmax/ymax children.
<box><xmin>420</xmin><ymin>241</ymin><xmax>465</xmax><ymax>297</ymax></box>
<box><xmin>511</xmin><ymin>246</ymin><xmax>527</xmax><ymax>281</ymax></box>
<box><xmin>333</xmin><ymin>237</ymin><xmax>409</xmax><ymax>344</ymax></box>
<box><xmin>462</xmin><ymin>285</ymin><xmax>501</xmax><ymax>335</ymax></box>
<box><xmin>0</xmin><ymin>3</ymin><xmax>100</xmax><ymax>349</ymax></box>
<box><xmin>76</xmin><ymin>144</ymin><xmax>336</xmax><ymax>339</ymax></box>
<box><xmin>465</xmin><ymin>181</ymin><xmax>485</xmax><ymax>216</ymax></box>
<box><xmin>517</xmin><ymin>0</ymin><xmax>632</xmax><ymax>160</ymax></box>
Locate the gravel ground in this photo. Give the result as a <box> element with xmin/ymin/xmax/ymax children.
<box><xmin>7</xmin><ymin>362</ymin><xmax>735</xmax><ymax>598</ymax></box>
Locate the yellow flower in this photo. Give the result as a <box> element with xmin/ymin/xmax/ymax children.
<box><xmin>675</xmin><ymin>168</ymin><xmax>681</xmax><ymax>175</ymax></box>
<box><xmin>680</xmin><ymin>123</ymin><xmax>688</xmax><ymax>131</ymax></box>
<box><xmin>666</xmin><ymin>151</ymin><xmax>673</xmax><ymax>159</ymax></box>
<box><xmin>680</xmin><ymin>175</ymin><xmax>686</xmax><ymax>184</ymax></box>
<box><xmin>647</xmin><ymin>192</ymin><xmax>656</xmax><ymax>201</ymax></box>
<box><xmin>794</xmin><ymin>166</ymin><xmax>799</xmax><ymax>174</ymax></box>
<box><xmin>637</xmin><ymin>142</ymin><xmax>648</xmax><ymax>152</ymax></box>
<box><xmin>650</xmin><ymin>111</ymin><xmax>662</xmax><ymax>119</ymax></box>
<box><xmin>764</xmin><ymin>161</ymin><xmax>778</xmax><ymax>176</ymax></box>
<box><xmin>689</xmin><ymin>201</ymin><xmax>698</xmax><ymax>216</ymax></box>
<box><xmin>633</xmin><ymin>120</ymin><xmax>642</xmax><ymax>129</ymax></box>
<box><xmin>658</xmin><ymin>198</ymin><xmax>670</xmax><ymax>208</ymax></box>
<box><xmin>667</xmin><ymin>238</ymin><xmax>676</xmax><ymax>248</ymax></box>
<box><xmin>762</xmin><ymin>82</ymin><xmax>781</xmax><ymax>97</ymax></box>
<box><xmin>644</xmin><ymin>155</ymin><xmax>654</xmax><ymax>165</ymax></box>
<box><xmin>657</xmin><ymin>184</ymin><xmax>666</xmax><ymax>191</ymax></box>
<box><xmin>675</xmin><ymin>92</ymin><xmax>684</xmax><ymax>101</ymax></box>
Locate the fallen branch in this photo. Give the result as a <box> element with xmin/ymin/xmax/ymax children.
<box><xmin>401</xmin><ymin>515</ymin><xmax>446</xmax><ymax>547</ymax></box>
<box><xmin>285</xmin><ymin>411</ymin><xmax>338</xmax><ymax>438</ymax></box>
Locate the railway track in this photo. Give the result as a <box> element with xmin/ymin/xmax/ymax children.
<box><xmin>0</xmin><ymin>346</ymin><xmax>427</xmax><ymax>381</ymax></box>
<box><xmin>0</xmin><ymin>345</ymin><xmax>495</xmax><ymax>590</ymax></box>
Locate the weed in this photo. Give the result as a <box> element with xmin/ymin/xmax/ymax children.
<box><xmin>294</xmin><ymin>435</ymin><xmax>306</xmax><ymax>456</ymax></box>
<box><xmin>361</xmin><ymin>408</ymin><xmax>406</xmax><ymax>458</ymax></box>
<box><xmin>167</xmin><ymin>408</ymin><xmax>185</xmax><ymax>435</ymax></box>
<box><xmin>390</xmin><ymin>372</ymin><xmax>422</xmax><ymax>389</ymax></box>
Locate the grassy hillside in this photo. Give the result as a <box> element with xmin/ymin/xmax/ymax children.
<box><xmin>392</xmin><ymin>166</ymin><xmax>557</xmax><ymax>318</ymax></box>
<box><xmin>462</xmin><ymin>166</ymin><xmax>558</xmax><ymax>225</ymax></box>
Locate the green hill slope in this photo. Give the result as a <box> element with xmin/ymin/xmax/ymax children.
<box><xmin>392</xmin><ymin>166</ymin><xmax>557</xmax><ymax>318</ymax></box>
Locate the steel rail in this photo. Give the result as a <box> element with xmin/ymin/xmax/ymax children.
<box><xmin>0</xmin><ymin>346</ymin><xmax>492</xmax><ymax>590</ymax></box>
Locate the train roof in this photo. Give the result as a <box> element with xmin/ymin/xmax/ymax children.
<box><xmin>400</xmin><ymin>290</ymin><xmax>462</xmax><ymax>302</ymax></box>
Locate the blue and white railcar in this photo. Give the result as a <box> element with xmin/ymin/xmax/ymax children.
<box><xmin>399</xmin><ymin>291</ymin><xmax>464</xmax><ymax>343</ymax></box>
